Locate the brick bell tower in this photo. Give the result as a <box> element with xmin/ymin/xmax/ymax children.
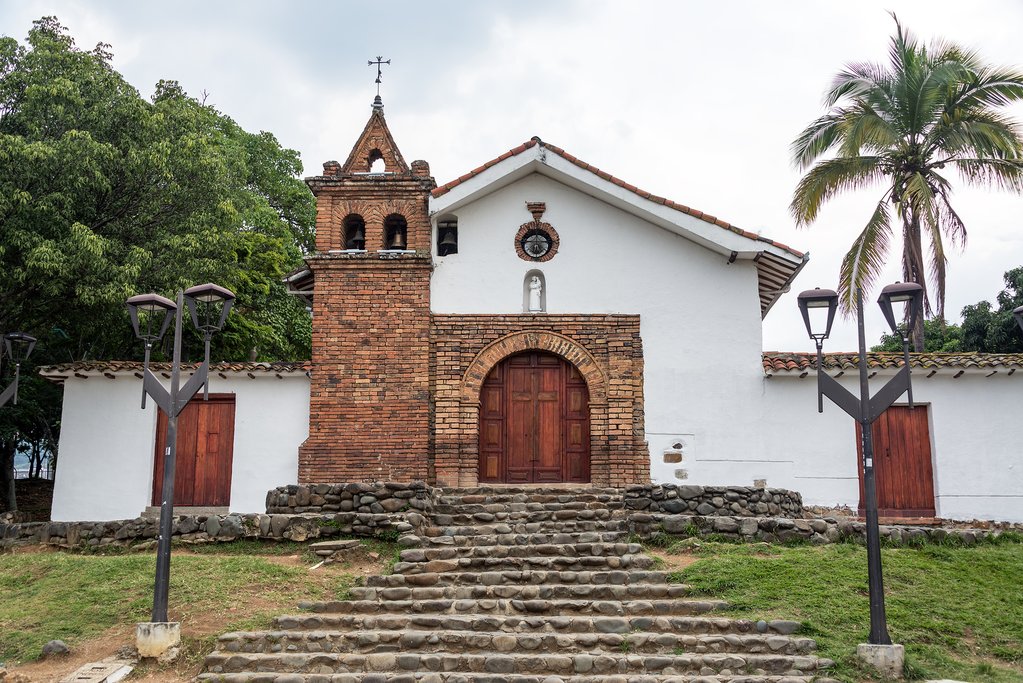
<box><xmin>298</xmin><ymin>95</ymin><xmax>435</xmax><ymax>483</ymax></box>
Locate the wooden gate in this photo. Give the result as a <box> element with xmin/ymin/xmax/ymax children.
<box><xmin>856</xmin><ymin>405</ymin><xmax>935</xmax><ymax>518</ymax></box>
<box><xmin>152</xmin><ymin>394</ymin><xmax>236</xmax><ymax>507</ymax></box>
<box><xmin>479</xmin><ymin>352</ymin><xmax>590</xmax><ymax>483</ymax></box>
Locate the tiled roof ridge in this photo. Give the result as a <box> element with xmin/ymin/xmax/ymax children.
<box><xmin>763</xmin><ymin>351</ymin><xmax>1023</xmax><ymax>372</ymax></box>
<box><xmin>431</xmin><ymin>136</ymin><xmax>804</xmax><ymax>259</ymax></box>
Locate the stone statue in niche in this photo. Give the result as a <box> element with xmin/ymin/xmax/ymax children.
<box><xmin>528</xmin><ymin>275</ymin><xmax>543</xmax><ymax>312</ymax></box>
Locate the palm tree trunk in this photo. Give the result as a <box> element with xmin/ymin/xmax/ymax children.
<box><xmin>904</xmin><ymin>211</ymin><xmax>928</xmax><ymax>352</ymax></box>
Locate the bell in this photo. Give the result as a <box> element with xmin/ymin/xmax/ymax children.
<box><xmin>438</xmin><ymin>229</ymin><xmax>458</xmax><ymax>255</ymax></box>
<box><xmin>347</xmin><ymin>227</ymin><xmax>365</xmax><ymax>250</ymax></box>
<box><xmin>388</xmin><ymin>228</ymin><xmax>406</xmax><ymax>250</ymax></box>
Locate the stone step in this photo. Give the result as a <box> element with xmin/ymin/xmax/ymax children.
<box><xmin>399</xmin><ymin>543</ymin><xmax>645</xmax><ymax>563</ymax></box>
<box><xmin>433</xmin><ymin>509</ymin><xmax>620</xmax><ymax>525</ymax></box>
<box><xmin>391</xmin><ymin>553</ymin><xmax>654</xmax><ymax>574</ymax></box>
<box><xmin>349</xmin><ymin>582</ymin><xmax>692</xmax><ymax>601</ymax></box>
<box><xmin>213</xmin><ymin>629</ymin><xmax>818</xmax><ymax>656</ymax></box>
<box><xmin>419</xmin><ymin>530</ymin><xmax>629</xmax><ymax>547</ymax></box>
<box><xmin>424</xmin><ymin>519</ymin><xmax>630</xmax><ymax>536</ymax></box>
<box><xmin>294</xmin><ymin>598</ymin><xmax>729</xmax><ymax>617</ymax></box>
<box><xmin>198</xmin><ymin>673</ymin><xmax>832</xmax><ymax>682</ymax></box>
<box><xmin>201</xmin><ymin>651</ymin><xmax>831</xmax><ymax>676</ymax></box>
<box><xmin>432</xmin><ymin>501</ymin><xmax>625</xmax><ymax>515</ymax></box>
<box><xmin>440</xmin><ymin>486</ymin><xmax>623</xmax><ymax>497</ymax></box>
<box><xmin>271</xmin><ymin>614</ymin><xmax>804</xmax><ymax>638</ymax></box>
<box><xmin>365</xmin><ymin>569</ymin><xmax>671</xmax><ymax>587</ymax></box>
<box><xmin>437</xmin><ymin>492</ymin><xmax>623</xmax><ymax>506</ymax></box>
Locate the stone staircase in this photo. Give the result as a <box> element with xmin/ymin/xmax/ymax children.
<box><xmin>198</xmin><ymin>487</ymin><xmax>836</xmax><ymax>682</ymax></box>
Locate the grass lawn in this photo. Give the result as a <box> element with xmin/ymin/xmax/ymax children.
<box><xmin>0</xmin><ymin>538</ymin><xmax>397</xmax><ymax>679</ymax></box>
<box><xmin>651</xmin><ymin>534</ymin><xmax>1023</xmax><ymax>682</ymax></box>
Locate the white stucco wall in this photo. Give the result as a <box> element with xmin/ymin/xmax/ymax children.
<box><xmin>50</xmin><ymin>371</ymin><xmax>309</xmax><ymax>522</ymax></box>
<box><xmin>762</xmin><ymin>371</ymin><xmax>1023</xmax><ymax>523</ymax></box>
<box><xmin>430</xmin><ymin>172</ymin><xmax>772</xmax><ymax>483</ymax></box>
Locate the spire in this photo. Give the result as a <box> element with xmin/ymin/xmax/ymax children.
<box><xmin>368</xmin><ymin>56</ymin><xmax>390</xmax><ymax>111</ymax></box>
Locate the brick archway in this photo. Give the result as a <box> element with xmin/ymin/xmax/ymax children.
<box><xmin>460</xmin><ymin>331</ymin><xmax>607</xmax><ymax>405</ymax></box>
<box><xmin>431</xmin><ymin>316</ymin><xmax>648</xmax><ymax>489</ymax></box>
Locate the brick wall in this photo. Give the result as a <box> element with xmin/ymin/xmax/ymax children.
<box><xmin>431</xmin><ymin>315</ymin><xmax>648</xmax><ymax>487</ymax></box>
<box><xmin>298</xmin><ymin>254</ymin><xmax>432</xmax><ymax>482</ymax></box>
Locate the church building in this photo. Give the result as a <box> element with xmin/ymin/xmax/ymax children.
<box><xmin>286</xmin><ymin>96</ymin><xmax>805</xmax><ymax>490</ymax></box>
<box><xmin>42</xmin><ymin>97</ymin><xmax>1023</xmax><ymax>523</ymax></box>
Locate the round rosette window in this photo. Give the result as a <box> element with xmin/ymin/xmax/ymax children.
<box><xmin>521</xmin><ymin>229</ymin><xmax>553</xmax><ymax>259</ymax></box>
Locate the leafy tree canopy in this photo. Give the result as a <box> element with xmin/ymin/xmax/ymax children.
<box><xmin>873</xmin><ymin>267</ymin><xmax>1023</xmax><ymax>353</ymax></box>
<box><xmin>0</xmin><ymin>17</ymin><xmax>316</xmax><ymax>508</ymax></box>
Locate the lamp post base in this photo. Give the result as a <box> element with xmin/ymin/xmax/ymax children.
<box><xmin>136</xmin><ymin>622</ymin><xmax>180</xmax><ymax>661</ymax></box>
<box><xmin>857</xmin><ymin>642</ymin><xmax>904</xmax><ymax>679</ymax></box>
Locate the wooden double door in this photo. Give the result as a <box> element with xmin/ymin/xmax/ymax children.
<box><xmin>479</xmin><ymin>352</ymin><xmax>590</xmax><ymax>483</ymax></box>
<box><xmin>856</xmin><ymin>405</ymin><xmax>935</xmax><ymax>518</ymax></box>
<box><xmin>152</xmin><ymin>394</ymin><xmax>236</xmax><ymax>507</ymax></box>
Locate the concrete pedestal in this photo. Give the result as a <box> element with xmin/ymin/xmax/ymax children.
<box><xmin>857</xmin><ymin>642</ymin><xmax>905</xmax><ymax>678</ymax></box>
<box><xmin>136</xmin><ymin>622</ymin><xmax>181</xmax><ymax>659</ymax></box>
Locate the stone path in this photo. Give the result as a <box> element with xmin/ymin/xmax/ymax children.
<box><xmin>197</xmin><ymin>487</ymin><xmax>837</xmax><ymax>682</ymax></box>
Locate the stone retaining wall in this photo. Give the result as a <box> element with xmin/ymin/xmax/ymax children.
<box><xmin>624</xmin><ymin>484</ymin><xmax>803</xmax><ymax>518</ymax></box>
<box><xmin>630</xmin><ymin>512</ymin><xmax>1020</xmax><ymax>546</ymax></box>
<box><xmin>265</xmin><ymin>482</ymin><xmax>432</xmax><ymax>515</ymax></box>
<box><xmin>0</xmin><ymin>510</ymin><xmax>427</xmax><ymax>550</ymax></box>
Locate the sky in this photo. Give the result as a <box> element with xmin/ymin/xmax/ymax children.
<box><xmin>3</xmin><ymin>0</ymin><xmax>1023</xmax><ymax>352</ymax></box>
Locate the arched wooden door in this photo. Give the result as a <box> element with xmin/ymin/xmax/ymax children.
<box><xmin>479</xmin><ymin>352</ymin><xmax>590</xmax><ymax>483</ymax></box>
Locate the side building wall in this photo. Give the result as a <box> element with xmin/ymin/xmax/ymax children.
<box><xmin>50</xmin><ymin>372</ymin><xmax>309</xmax><ymax>522</ymax></box>
<box><xmin>759</xmin><ymin>371</ymin><xmax>1023</xmax><ymax>523</ymax></box>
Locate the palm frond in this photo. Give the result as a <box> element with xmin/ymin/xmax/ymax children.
<box><xmin>791</xmin><ymin>112</ymin><xmax>848</xmax><ymax>169</ymax></box>
<box><xmin>924</xmin><ymin>214</ymin><xmax>948</xmax><ymax>318</ymax></box>
<box><xmin>838</xmin><ymin>200</ymin><xmax>893</xmax><ymax>313</ymax></box>
<box><xmin>790</xmin><ymin>156</ymin><xmax>886</xmax><ymax>226</ymax></box>
<box><xmin>930</xmin><ymin>111</ymin><xmax>1023</xmax><ymax>159</ymax></box>
<box><xmin>838</xmin><ymin>101</ymin><xmax>900</xmax><ymax>157</ymax></box>
<box><xmin>933</xmin><ymin>182</ymin><xmax>967</xmax><ymax>249</ymax></box>
<box><xmin>953</xmin><ymin>158</ymin><xmax>1023</xmax><ymax>192</ymax></box>
<box><xmin>825</xmin><ymin>62</ymin><xmax>890</xmax><ymax>107</ymax></box>
<box><xmin>954</xmin><ymin>66</ymin><xmax>1023</xmax><ymax>109</ymax></box>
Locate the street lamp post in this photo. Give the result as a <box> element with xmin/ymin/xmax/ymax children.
<box><xmin>796</xmin><ymin>282</ymin><xmax>922</xmax><ymax>658</ymax></box>
<box><xmin>127</xmin><ymin>284</ymin><xmax>234</xmax><ymax>639</ymax></box>
<box><xmin>0</xmin><ymin>332</ymin><xmax>37</xmax><ymax>409</ymax></box>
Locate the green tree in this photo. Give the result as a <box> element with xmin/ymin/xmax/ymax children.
<box><xmin>0</xmin><ymin>17</ymin><xmax>316</xmax><ymax>511</ymax></box>
<box><xmin>958</xmin><ymin>266</ymin><xmax>1023</xmax><ymax>352</ymax></box>
<box><xmin>790</xmin><ymin>15</ymin><xmax>1023</xmax><ymax>351</ymax></box>
<box><xmin>872</xmin><ymin>317</ymin><xmax>962</xmax><ymax>352</ymax></box>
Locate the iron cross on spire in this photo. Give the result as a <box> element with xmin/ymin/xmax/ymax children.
<box><xmin>368</xmin><ymin>56</ymin><xmax>390</xmax><ymax>97</ymax></box>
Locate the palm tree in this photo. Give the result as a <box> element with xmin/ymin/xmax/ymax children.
<box><xmin>791</xmin><ymin>15</ymin><xmax>1023</xmax><ymax>350</ymax></box>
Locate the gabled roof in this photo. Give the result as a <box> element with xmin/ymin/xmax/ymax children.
<box><xmin>763</xmin><ymin>352</ymin><xmax>1023</xmax><ymax>377</ymax></box>
<box><xmin>430</xmin><ymin>137</ymin><xmax>807</xmax><ymax>317</ymax></box>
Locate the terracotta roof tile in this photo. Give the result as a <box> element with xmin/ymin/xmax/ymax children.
<box><xmin>431</xmin><ymin>137</ymin><xmax>804</xmax><ymax>260</ymax></box>
<box><xmin>763</xmin><ymin>352</ymin><xmax>1023</xmax><ymax>374</ymax></box>
<box><xmin>39</xmin><ymin>360</ymin><xmax>311</xmax><ymax>381</ymax></box>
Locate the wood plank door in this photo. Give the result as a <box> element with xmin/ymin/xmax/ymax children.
<box><xmin>152</xmin><ymin>394</ymin><xmax>236</xmax><ymax>507</ymax></box>
<box><xmin>856</xmin><ymin>405</ymin><xmax>935</xmax><ymax>518</ymax></box>
<box><xmin>479</xmin><ymin>352</ymin><xmax>589</xmax><ymax>483</ymax></box>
